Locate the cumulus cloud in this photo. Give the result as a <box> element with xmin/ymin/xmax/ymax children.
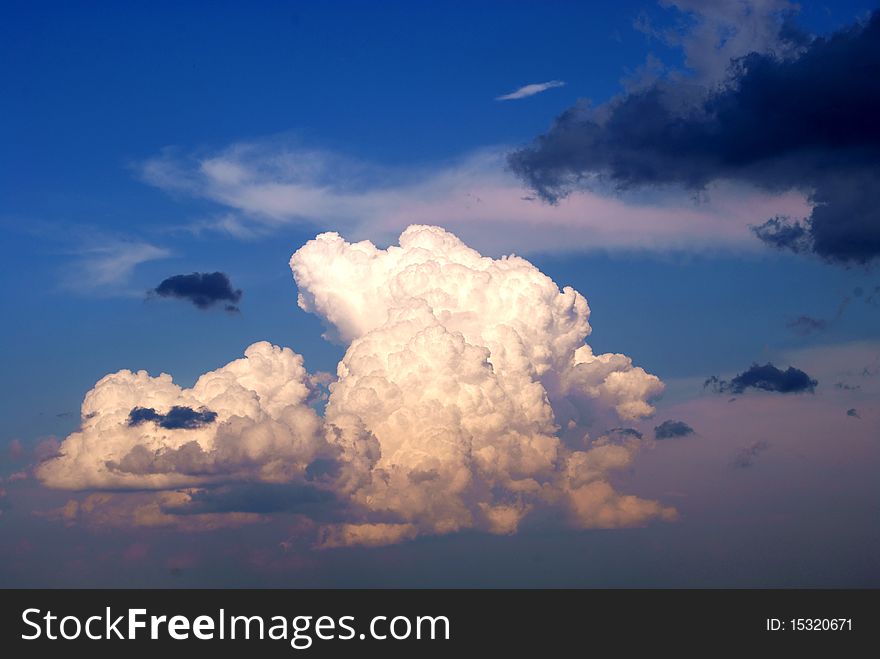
<box><xmin>654</xmin><ymin>419</ymin><xmax>694</xmax><ymax>439</ymax></box>
<box><xmin>705</xmin><ymin>362</ymin><xmax>817</xmax><ymax>395</ymax></box>
<box><xmin>496</xmin><ymin>80</ymin><xmax>565</xmax><ymax>101</ymax></box>
<box><xmin>151</xmin><ymin>272</ymin><xmax>243</xmax><ymax>312</ymax></box>
<box><xmin>846</xmin><ymin>408</ymin><xmax>860</xmax><ymax>419</ymax></box>
<box><xmin>33</xmin><ymin>437</ymin><xmax>62</xmax><ymax>463</ymax></box>
<box><xmin>510</xmin><ymin>8</ymin><xmax>880</xmax><ymax>263</ymax></box>
<box><xmin>37</xmin><ymin>341</ymin><xmax>327</xmax><ymax>490</ymax></box>
<box><xmin>38</xmin><ymin>226</ymin><xmax>673</xmax><ymax>545</ymax></box>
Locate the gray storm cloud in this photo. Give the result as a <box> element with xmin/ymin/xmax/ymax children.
<box><xmin>38</xmin><ymin>225</ymin><xmax>672</xmax><ymax>545</ymax></box>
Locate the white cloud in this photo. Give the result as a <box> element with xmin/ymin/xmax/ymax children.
<box><xmin>295</xmin><ymin>225</ymin><xmax>669</xmax><ymax>539</ymax></box>
<box><xmin>66</xmin><ymin>239</ymin><xmax>171</xmax><ymax>293</ymax></box>
<box><xmin>37</xmin><ymin>341</ymin><xmax>325</xmax><ymax>490</ymax></box>
<box><xmin>496</xmin><ymin>80</ymin><xmax>566</xmax><ymax>100</ymax></box>
<box><xmin>139</xmin><ymin>141</ymin><xmax>811</xmax><ymax>256</ymax></box>
<box><xmin>39</xmin><ymin>225</ymin><xmax>674</xmax><ymax>544</ymax></box>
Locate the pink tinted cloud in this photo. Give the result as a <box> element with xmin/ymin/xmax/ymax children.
<box><xmin>369</xmin><ymin>178</ymin><xmax>811</xmax><ymax>255</ymax></box>
<box><xmin>142</xmin><ymin>145</ymin><xmax>811</xmax><ymax>255</ymax></box>
<box><xmin>7</xmin><ymin>439</ymin><xmax>24</xmax><ymax>461</ymax></box>
<box><xmin>33</xmin><ymin>437</ymin><xmax>61</xmax><ymax>462</ymax></box>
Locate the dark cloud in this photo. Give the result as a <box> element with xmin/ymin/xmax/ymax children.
<box><xmin>509</xmin><ymin>11</ymin><xmax>880</xmax><ymax>263</ymax></box>
<box><xmin>127</xmin><ymin>406</ymin><xmax>218</xmax><ymax>430</ymax></box>
<box><xmin>835</xmin><ymin>382</ymin><xmax>861</xmax><ymax>391</ymax></box>
<box><xmin>607</xmin><ymin>427</ymin><xmax>644</xmax><ymax>440</ymax></box>
<box><xmin>732</xmin><ymin>440</ymin><xmax>769</xmax><ymax>468</ymax></box>
<box><xmin>654</xmin><ymin>420</ymin><xmax>695</xmax><ymax>439</ymax></box>
<box><xmin>751</xmin><ymin>217</ymin><xmax>811</xmax><ymax>254</ymax></box>
<box><xmin>846</xmin><ymin>408</ymin><xmax>861</xmax><ymax>419</ymax></box>
<box><xmin>151</xmin><ymin>272</ymin><xmax>242</xmax><ymax>311</ymax></box>
<box><xmin>705</xmin><ymin>362</ymin><xmax>817</xmax><ymax>394</ymax></box>
<box><xmin>786</xmin><ymin>315</ymin><xmax>827</xmax><ymax>335</ymax></box>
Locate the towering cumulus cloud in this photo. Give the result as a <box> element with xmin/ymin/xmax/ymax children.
<box><xmin>38</xmin><ymin>226</ymin><xmax>672</xmax><ymax>546</ymax></box>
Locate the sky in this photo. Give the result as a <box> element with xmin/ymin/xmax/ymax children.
<box><xmin>1</xmin><ymin>0</ymin><xmax>879</xmax><ymax>587</ymax></box>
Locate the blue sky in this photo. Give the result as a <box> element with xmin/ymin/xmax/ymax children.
<box><xmin>1</xmin><ymin>0</ymin><xmax>879</xmax><ymax>586</ymax></box>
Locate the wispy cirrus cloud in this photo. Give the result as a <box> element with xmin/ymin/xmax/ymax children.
<box><xmin>57</xmin><ymin>234</ymin><xmax>172</xmax><ymax>296</ymax></box>
<box><xmin>138</xmin><ymin>140</ymin><xmax>810</xmax><ymax>256</ymax></box>
<box><xmin>73</xmin><ymin>241</ymin><xmax>170</xmax><ymax>289</ymax></box>
<box><xmin>1</xmin><ymin>217</ymin><xmax>171</xmax><ymax>295</ymax></box>
<box><xmin>496</xmin><ymin>80</ymin><xmax>565</xmax><ymax>101</ymax></box>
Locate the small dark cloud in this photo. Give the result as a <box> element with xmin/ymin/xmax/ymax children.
<box><xmin>846</xmin><ymin>408</ymin><xmax>861</xmax><ymax>419</ymax></box>
<box><xmin>127</xmin><ymin>406</ymin><xmax>217</xmax><ymax>430</ymax></box>
<box><xmin>151</xmin><ymin>272</ymin><xmax>242</xmax><ymax>311</ymax></box>
<box><xmin>705</xmin><ymin>363</ymin><xmax>817</xmax><ymax>395</ymax></box>
<box><xmin>786</xmin><ymin>315</ymin><xmax>827</xmax><ymax>336</ymax></box>
<box><xmin>607</xmin><ymin>427</ymin><xmax>644</xmax><ymax>440</ymax></box>
<box><xmin>654</xmin><ymin>420</ymin><xmax>695</xmax><ymax>439</ymax></box>
<box><xmin>751</xmin><ymin>217</ymin><xmax>811</xmax><ymax>254</ymax></box>
<box><xmin>732</xmin><ymin>440</ymin><xmax>770</xmax><ymax>468</ymax></box>
<box><xmin>509</xmin><ymin>12</ymin><xmax>880</xmax><ymax>263</ymax></box>
<box><xmin>835</xmin><ymin>381</ymin><xmax>861</xmax><ymax>391</ymax></box>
